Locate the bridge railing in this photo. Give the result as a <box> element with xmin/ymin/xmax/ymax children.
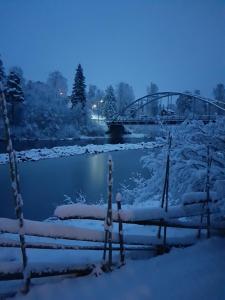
<box><xmin>108</xmin><ymin>114</ymin><xmax>217</xmax><ymax>125</ymax></box>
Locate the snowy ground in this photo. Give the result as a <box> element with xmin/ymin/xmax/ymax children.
<box><xmin>1</xmin><ymin>237</ymin><xmax>224</xmax><ymax>300</ymax></box>
<box><xmin>0</xmin><ymin>141</ymin><xmax>162</xmax><ymax>164</ymax></box>
<box><xmin>0</xmin><ymin>211</ymin><xmax>224</xmax><ymax>299</ymax></box>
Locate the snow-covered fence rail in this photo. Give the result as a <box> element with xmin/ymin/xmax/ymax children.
<box><xmin>54</xmin><ymin>202</ymin><xmax>221</xmax><ymax>225</ymax></box>
<box><xmin>0</xmin><ymin>237</ymin><xmax>154</xmax><ymax>252</ymax></box>
<box><xmin>0</xmin><ymin>261</ymin><xmax>93</xmax><ymax>281</ymax></box>
<box><xmin>0</xmin><ymin>218</ymin><xmax>198</xmax><ymax>247</ymax></box>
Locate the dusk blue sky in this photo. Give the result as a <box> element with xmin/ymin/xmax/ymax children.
<box><xmin>0</xmin><ymin>0</ymin><xmax>224</xmax><ymax>98</ymax></box>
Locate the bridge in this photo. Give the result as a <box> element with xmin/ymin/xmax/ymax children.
<box><xmin>107</xmin><ymin>91</ymin><xmax>225</xmax><ymax>134</ymax></box>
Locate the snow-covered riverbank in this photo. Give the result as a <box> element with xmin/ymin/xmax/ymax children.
<box><xmin>0</xmin><ymin>141</ymin><xmax>162</xmax><ymax>164</ymax></box>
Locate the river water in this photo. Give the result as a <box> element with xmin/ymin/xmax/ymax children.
<box><xmin>0</xmin><ymin>149</ymin><xmax>149</xmax><ymax>220</ymax></box>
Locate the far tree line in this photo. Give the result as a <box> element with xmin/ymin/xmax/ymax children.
<box><xmin>0</xmin><ymin>56</ymin><xmax>224</xmax><ymax>139</ymax></box>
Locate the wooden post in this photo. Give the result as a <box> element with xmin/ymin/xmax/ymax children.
<box><xmin>102</xmin><ymin>155</ymin><xmax>113</xmax><ymax>270</ymax></box>
<box><xmin>163</xmin><ymin>154</ymin><xmax>170</xmax><ymax>250</ymax></box>
<box><xmin>197</xmin><ymin>146</ymin><xmax>212</xmax><ymax>239</ymax></box>
<box><xmin>0</xmin><ymin>82</ymin><xmax>30</xmax><ymax>293</ymax></box>
<box><xmin>158</xmin><ymin>133</ymin><xmax>172</xmax><ymax>242</ymax></box>
<box><xmin>116</xmin><ymin>193</ymin><xmax>125</xmax><ymax>266</ymax></box>
<box><xmin>206</xmin><ymin>146</ymin><xmax>212</xmax><ymax>238</ymax></box>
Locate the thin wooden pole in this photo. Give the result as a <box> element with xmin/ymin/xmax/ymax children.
<box><xmin>158</xmin><ymin>133</ymin><xmax>172</xmax><ymax>240</ymax></box>
<box><xmin>102</xmin><ymin>155</ymin><xmax>113</xmax><ymax>270</ymax></box>
<box><xmin>0</xmin><ymin>82</ymin><xmax>30</xmax><ymax>293</ymax></box>
<box><xmin>116</xmin><ymin>193</ymin><xmax>125</xmax><ymax>266</ymax></box>
<box><xmin>102</xmin><ymin>218</ymin><xmax>109</xmax><ymax>262</ymax></box>
<box><xmin>107</xmin><ymin>156</ymin><xmax>113</xmax><ymax>268</ymax></box>
<box><xmin>163</xmin><ymin>153</ymin><xmax>170</xmax><ymax>250</ymax></box>
<box><xmin>206</xmin><ymin>146</ymin><xmax>212</xmax><ymax>238</ymax></box>
<box><xmin>197</xmin><ymin>146</ymin><xmax>212</xmax><ymax>239</ymax></box>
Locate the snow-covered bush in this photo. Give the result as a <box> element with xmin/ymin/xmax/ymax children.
<box><xmin>122</xmin><ymin>118</ymin><xmax>225</xmax><ymax>208</ymax></box>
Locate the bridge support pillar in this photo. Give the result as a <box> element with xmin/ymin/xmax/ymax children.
<box><xmin>108</xmin><ymin>124</ymin><xmax>125</xmax><ymax>135</ymax></box>
<box><xmin>107</xmin><ymin>124</ymin><xmax>126</xmax><ymax>143</ymax></box>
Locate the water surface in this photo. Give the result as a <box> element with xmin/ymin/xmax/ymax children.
<box><xmin>0</xmin><ymin>149</ymin><xmax>149</xmax><ymax>220</ymax></box>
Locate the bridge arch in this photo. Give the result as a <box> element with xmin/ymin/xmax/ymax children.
<box><xmin>114</xmin><ymin>91</ymin><xmax>225</xmax><ymax>120</ymax></box>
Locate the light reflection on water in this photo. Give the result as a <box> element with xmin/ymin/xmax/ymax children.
<box><xmin>0</xmin><ymin>150</ymin><xmax>149</xmax><ymax>221</ymax></box>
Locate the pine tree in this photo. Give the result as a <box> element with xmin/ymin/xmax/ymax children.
<box><xmin>104</xmin><ymin>85</ymin><xmax>117</xmax><ymax>120</ymax></box>
<box><xmin>5</xmin><ymin>71</ymin><xmax>24</xmax><ymax>123</ymax></box>
<box><xmin>71</xmin><ymin>64</ymin><xmax>86</xmax><ymax>109</ymax></box>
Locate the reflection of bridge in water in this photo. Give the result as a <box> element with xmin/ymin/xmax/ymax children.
<box><xmin>107</xmin><ymin>91</ymin><xmax>225</xmax><ymax>135</ymax></box>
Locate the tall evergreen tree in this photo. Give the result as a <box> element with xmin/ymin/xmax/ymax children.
<box><xmin>5</xmin><ymin>71</ymin><xmax>24</xmax><ymax>123</ymax></box>
<box><xmin>71</xmin><ymin>64</ymin><xmax>86</xmax><ymax>109</ymax></box>
<box><xmin>104</xmin><ymin>85</ymin><xmax>117</xmax><ymax>120</ymax></box>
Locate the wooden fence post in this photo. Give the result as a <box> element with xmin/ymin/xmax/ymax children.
<box><xmin>116</xmin><ymin>193</ymin><xmax>125</xmax><ymax>266</ymax></box>
<box><xmin>0</xmin><ymin>82</ymin><xmax>30</xmax><ymax>293</ymax></box>
<box><xmin>102</xmin><ymin>155</ymin><xmax>113</xmax><ymax>270</ymax></box>
<box><xmin>158</xmin><ymin>133</ymin><xmax>172</xmax><ymax>248</ymax></box>
<box><xmin>198</xmin><ymin>145</ymin><xmax>212</xmax><ymax>239</ymax></box>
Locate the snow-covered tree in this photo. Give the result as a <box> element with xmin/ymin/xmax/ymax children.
<box><xmin>122</xmin><ymin>119</ymin><xmax>225</xmax><ymax>210</ymax></box>
<box><xmin>5</xmin><ymin>71</ymin><xmax>24</xmax><ymax>124</ymax></box>
<box><xmin>9</xmin><ymin>66</ymin><xmax>26</xmax><ymax>89</ymax></box>
<box><xmin>213</xmin><ymin>83</ymin><xmax>225</xmax><ymax>102</ymax></box>
<box><xmin>71</xmin><ymin>64</ymin><xmax>86</xmax><ymax>109</ymax></box>
<box><xmin>87</xmin><ymin>84</ymin><xmax>104</xmax><ymax>107</ymax></box>
<box><xmin>87</xmin><ymin>84</ymin><xmax>104</xmax><ymax>116</ymax></box>
<box><xmin>47</xmin><ymin>71</ymin><xmax>68</xmax><ymax>99</ymax></box>
<box><xmin>115</xmin><ymin>82</ymin><xmax>135</xmax><ymax>114</ymax></box>
<box><xmin>87</xmin><ymin>85</ymin><xmax>104</xmax><ymax>104</ymax></box>
<box><xmin>104</xmin><ymin>85</ymin><xmax>117</xmax><ymax>120</ymax></box>
<box><xmin>192</xmin><ymin>90</ymin><xmax>206</xmax><ymax>115</ymax></box>
<box><xmin>176</xmin><ymin>91</ymin><xmax>193</xmax><ymax>116</ymax></box>
<box><xmin>146</xmin><ymin>82</ymin><xmax>159</xmax><ymax>116</ymax></box>
<box><xmin>22</xmin><ymin>80</ymin><xmax>78</xmax><ymax>138</ymax></box>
